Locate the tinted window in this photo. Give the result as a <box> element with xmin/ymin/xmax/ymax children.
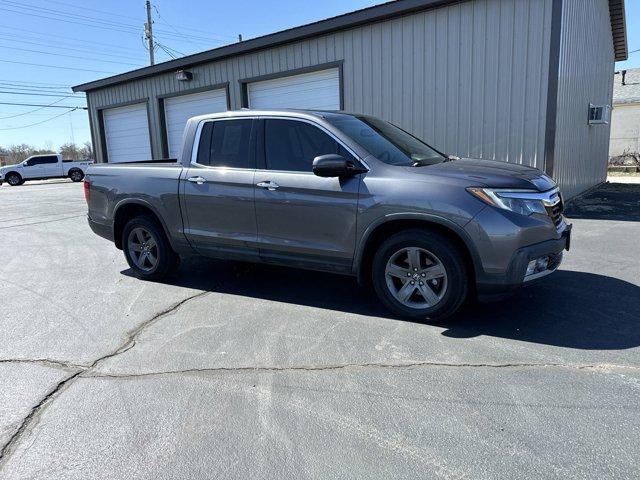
<box><xmin>196</xmin><ymin>120</ymin><xmax>252</xmax><ymax>168</ymax></box>
<box><xmin>27</xmin><ymin>156</ymin><xmax>58</xmax><ymax>166</ymax></box>
<box><xmin>264</xmin><ymin>119</ymin><xmax>342</xmax><ymax>172</ymax></box>
<box><xmin>325</xmin><ymin>115</ymin><xmax>445</xmax><ymax>167</ymax></box>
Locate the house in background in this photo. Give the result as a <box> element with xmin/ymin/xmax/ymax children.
<box><xmin>610</xmin><ymin>68</ymin><xmax>640</xmax><ymax>158</ymax></box>
<box><xmin>73</xmin><ymin>0</ymin><xmax>627</xmax><ymax>199</ymax></box>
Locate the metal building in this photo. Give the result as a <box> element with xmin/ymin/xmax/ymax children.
<box><xmin>73</xmin><ymin>0</ymin><xmax>627</xmax><ymax>199</ymax></box>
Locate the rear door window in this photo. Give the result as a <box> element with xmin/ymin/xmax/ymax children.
<box><xmin>195</xmin><ymin>119</ymin><xmax>253</xmax><ymax>169</ymax></box>
<box><xmin>27</xmin><ymin>156</ymin><xmax>58</xmax><ymax>166</ymax></box>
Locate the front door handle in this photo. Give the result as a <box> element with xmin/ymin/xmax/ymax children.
<box><xmin>256</xmin><ymin>181</ymin><xmax>279</xmax><ymax>191</ymax></box>
<box><xmin>187</xmin><ymin>176</ymin><xmax>206</xmax><ymax>185</ymax></box>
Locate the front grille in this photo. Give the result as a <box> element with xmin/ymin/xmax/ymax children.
<box><xmin>545</xmin><ymin>194</ymin><xmax>564</xmax><ymax>228</ymax></box>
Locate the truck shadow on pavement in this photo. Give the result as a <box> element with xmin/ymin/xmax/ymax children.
<box><xmin>124</xmin><ymin>258</ymin><xmax>640</xmax><ymax>351</ymax></box>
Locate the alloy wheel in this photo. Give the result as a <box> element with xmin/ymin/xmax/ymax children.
<box><xmin>127</xmin><ymin>227</ymin><xmax>159</xmax><ymax>272</ymax></box>
<box><xmin>384</xmin><ymin>247</ymin><xmax>448</xmax><ymax>309</ymax></box>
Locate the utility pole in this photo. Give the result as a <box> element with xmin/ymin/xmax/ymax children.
<box><xmin>145</xmin><ymin>0</ymin><xmax>155</xmax><ymax>66</ymax></box>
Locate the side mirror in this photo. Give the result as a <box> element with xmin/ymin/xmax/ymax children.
<box><xmin>312</xmin><ymin>154</ymin><xmax>367</xmax><ymax>178</ymax></box>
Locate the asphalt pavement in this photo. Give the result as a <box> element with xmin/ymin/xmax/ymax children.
<box><xmin>0</xmin><ymin>179</ymin><xmax>638</xmax><ymax>479</ymax></box>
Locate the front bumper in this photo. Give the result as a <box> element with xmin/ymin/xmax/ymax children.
<box><xmin>476</xmin><ymin>224</ymin><xmax>571</xmax><ymax>301</ymax></box>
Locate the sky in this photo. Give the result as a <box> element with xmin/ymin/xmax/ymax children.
<box><xmin>0</xmin><ymin>0</ymin><xmax>637</xmax><ymax>152</ymax></box>
<box><xmin>0</xmin><ymin>0</ymin><xmax>383</xmax><ymax>150</ymax></box>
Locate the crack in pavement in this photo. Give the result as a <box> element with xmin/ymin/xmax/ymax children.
<box><xmin>85</xmin><ymin>361</ymin><xmax>640</xmax><ymax>379</ymax></box>
<box><xmin>0</xmin><ymin>358</ymin><xmax>89</xmax><ymax>371</ymax></box>
<box><xmin>0</xmin><ymin>289</ymin><xmax>211</xmax><ymax>470</ymax></box>
<box><xmin>0</xmin><ymin>214</ymin><xmax>86</xmax><ymax>230</ymax></box>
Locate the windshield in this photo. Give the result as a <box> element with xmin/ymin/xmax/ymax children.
<box><xmin>326</xmin><ymin>115</ymin><xmax>446</xmax><ymax>166</ymax></box>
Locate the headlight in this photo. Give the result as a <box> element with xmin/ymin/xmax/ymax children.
<box><xmin>467</xmin><ymin>187</ymin><xmax>547</xmax><ymax>216</ymax></box>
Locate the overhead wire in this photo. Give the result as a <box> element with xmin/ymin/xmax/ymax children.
<box><xmin>0</xmin><ymin>101</ymin><xmax>85</xmax><ymax>109</ymax></box>
<box><xmin>0</xmin><ymin>59</ymin><xmax>116</xmax><ymax>74</ymax></box>
<box><xmin>0</xmin><ymin>34</ymin><xmax>149</xmax><ymax>62</ymax></box>
<box><xmin>0</xmin><ymin>45</ymin><xmax>146</xmax><ymax>67</ymax></box>
<box><xmin>0</xmin><ymin>2</ymin><xmax>226</xmax><ymax>46</ymax></box>
<box><xmin>0</xmin><ymin>90</ymin><xmax>85</xmax><ymax>98</ymax></box>
<box><xmin>0</xmin><ymin>107</ymin><xmax>79</xmax><ymax>130</ymax></box>
<box><xmin>0</xmin><ymin>96</ymin><xmax>78</xmax><ymax>119</ymax></box>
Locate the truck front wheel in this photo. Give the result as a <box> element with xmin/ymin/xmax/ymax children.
<box><xmin>6</xmin><ymin>173</ymin><xmax>22</xmax><ymax>186</ymax></box>
<box><xmin>371</xmin><ymin>229</ymin><xmax>468</xmax><ymax>321</ymax></box>
<box><xmin>122</xmin><ymin>215</ymin><xmax>179</xmax><ymax>280</ymax></box>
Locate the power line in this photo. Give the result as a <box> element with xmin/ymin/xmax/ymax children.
<box><xmin>0</xmin><ymin>96</ymin><xmax>77</xmax><ymax>119</ymax></box>
<box><xmin>39</xmin><ymin>0</ymin><xmax>237</xmax><ymax>41</ymax></box>
<box><xmin>154</xmin><ymin>38</ymin><xmax>185</xmax><ymax>57</ymax></box>
<box><xmin>0</xmin><ymin>24</ymin><xmax>147</xmax><ymax>53</ymax></box>
<box><xmin>0</xmin><ymin>34</ymin><xmax>149</xmax><ymax>62</ymax></box>
<box><xmin>0</xmin><ymin>79</ymin><xmax>72</xmax><ymax>88</ymax></box>
<box><xmin>156</xmin><ymin>43</ymin><xmax>177</xmax><ymax>59</ymax></box>
<box><xmin>0</xmin><ymin>3</ymin><xmax>226</xmax><ymax>46</ymax></box>
<box><xmin>0</xmin><ymin>45</ymin><xmax>145</xmax><ymax>67</ymax></box>
<box><xmin>0</xmin><ymin>59</ymin><xmax>116</xmax><ymax>74</ymax></box>
<box><xmin>151</xmin><ymin>3</ymin><xmax>238</xmax><ymax>39</ymax></box>
<box><xmin>0</xmin><ymin>101</ymin><xmax>86</xmax><ymax>109</ymax></box>
<box><xmin>0</xmin><ymin>108</ymin><xmax>79</xmax><ymax>131</ymax></box>
<box><xmin>0</xmin><ymin>90</ymin><xmax>86</xmax><ymax>98</ymax></box>
<box><xmin>32</xmin><ymin>0</ymin><xmax>143</xmax><ymax>22</ymax></box>
<box><xmin>0</xmin><ymin>84</ymin><xmax>74</xmax><ymax>93</ymax></box>
<box><xmin>0</xmin><ymin>0</ymin><xmax>142</xmax><ymax>30</ymax></box>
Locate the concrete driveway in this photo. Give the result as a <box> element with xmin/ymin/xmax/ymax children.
<box><xmin>0</xmin><ymin>180</ymin><xmax>638</xmax><ymax>479</ymax></box>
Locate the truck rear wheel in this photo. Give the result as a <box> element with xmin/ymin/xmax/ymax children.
<box><xmin>371</xmin><ymin>229</ymin><xmax>468</xmax><ymax>321</ymax></box>
<box><xmin>122</xmin><ymin>215</ymin><xmax>179</xmax><ymax>280</ymax></box>
<box><xmin>6</xmin><ymin>173</ymin><xmax>22</xmax><ymax>186</ymax></box>
<box><xmin>69</xmin><ymin>169</ymin><xmax>84</xmax><ymax>182</ymax></box>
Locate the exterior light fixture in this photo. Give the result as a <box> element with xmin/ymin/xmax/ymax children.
<box><xmin>176</xmin><ymin>70</ymin><xmax>193</xmax><ymax>82</ymax></box>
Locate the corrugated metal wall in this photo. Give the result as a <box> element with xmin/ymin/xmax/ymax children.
<box><xmin>87</xmin><ymin>0</ymin><xmax>553</xmax><ymax>170</ymax></box>
<box><xmin>553</xmin><ymin>0</ymin><xmax>615</xmax><ymax>198</ymax></box>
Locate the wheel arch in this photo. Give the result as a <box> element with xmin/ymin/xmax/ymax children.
<box><xmin>112</xmin><ymin>199</ymin><xmax>175</xmax><ymax>251</ymax></box>
<box><xmin>4</xmin><ymin>171</ymin><xmax>22</xmax><ymax>181</ymax></box>
<box><xmin>354</xmin><ymin>214</ymin><xmax>482</xmax><ymax>288</ymax></box>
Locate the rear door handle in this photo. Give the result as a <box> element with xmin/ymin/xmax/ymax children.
<box><xmin>187</xmin><ymin>176</ymin><xmax>206</xmax><ymax>185</ymax></box>
<box><xmin>256</xmin><ymin>181</ymin><xmax>279</xmax><ymax>191</ymax></box>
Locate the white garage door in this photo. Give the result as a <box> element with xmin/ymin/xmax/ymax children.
<box><xmin>164</xmin><ymin>89</ymin><xmax>228</xmax><ymax>158</ymax></box>
<box><xmin>102</xmin><ymin>103</ymin><xmax>152</xmax><ymax>163</ymax></box>
<box><xmin>247</xmin><ymin>68</ymin><xmax>340</xmax><ymax>110</ymax></box>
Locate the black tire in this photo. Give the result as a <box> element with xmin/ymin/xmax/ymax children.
<box><xmin>69</xmin><ymin>169</ymin><xmax>84</xmax><ymax>182</ymax></box>
<box><xmin>122</xmin><ymin>215</ymin><xmax>179</xmax><ymax>281</ymax></box>
<box><xmin>371</xmin><ymin>229</ymin><xmax>468</xmax><ymax>321</ymax></box>
<box><xmin>6</xmin><ymin>172</ymin><xmax>22</xmax><ymax>186</ymax></box>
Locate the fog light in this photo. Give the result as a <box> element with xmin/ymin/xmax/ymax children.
<box><xmin>535</xmin><ymin>256</ymin><xmax>549</xmax><ymax>272</ymax></box>
<box><xmin>526</xmin><ymin>256</ymin><xmax>550</xmax><ymax>277</ymax></box>
<box><xmin>526</xmin><ymin>260</ymin><xmax>537</xmax><ymax>276</ymax></box>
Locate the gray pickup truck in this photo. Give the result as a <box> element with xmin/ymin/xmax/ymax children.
<box><xmin>85</xmin><ymin>110</ymin><xmax>571</xmax><ymax>321</ymax></box>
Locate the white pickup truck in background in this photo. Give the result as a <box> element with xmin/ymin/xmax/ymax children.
<box><xmin>0</xmin><ymin>154</ymin><xmax>93</xmax><ymax>186</ymax></box>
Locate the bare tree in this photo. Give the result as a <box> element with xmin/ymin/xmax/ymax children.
<box><xmin>80</xmin><ymin>141</ymin><xmax>94</xmax><ymax>160</ymax></box>
<box><xmin>0</xmin><ymin>142</ymin><xmax>93</xmax><ymax>164</ymax></box>
<box><xmin>59</xmin><ymin>142</ymin><xmax>82</xmax><ymax>160</ymax></box>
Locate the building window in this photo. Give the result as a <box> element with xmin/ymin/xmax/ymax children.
<box><xmin>588</xmin><ymin>104</ymin><xmax>611</xmax><ymax>125</ymax></box>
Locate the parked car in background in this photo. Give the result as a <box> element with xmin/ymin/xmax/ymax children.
<box><xmin>0</xmin><ymin>154</ymin><xmax>93</xmax><ymax>186</ymax></box>
<box><xmin>84</xmin><ymin>110</ymin><xmax>571</xmax><ymax>321</ymax></box>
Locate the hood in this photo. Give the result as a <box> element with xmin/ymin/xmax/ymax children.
<box><xmin>407</xmin><ymin>158</ymin><xmax>556</xmax><ymax>191</ymax></box>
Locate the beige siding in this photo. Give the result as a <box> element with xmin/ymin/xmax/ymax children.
<box><xmin>86</xmin><ymin>0</ymin><xmax>552</xmax><ymax>169</ymax></box>
<box><xmin>553</xmin><ymin>0</ymin><xmax>615</xmax><ymax>198</ymax></box>
<box><xmin>609</xmin><ymin>103</ymin><xmax>640</xmax><ymax>157</ymax></box>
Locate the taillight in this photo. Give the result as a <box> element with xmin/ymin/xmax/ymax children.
<box><xmin>84</xmin><ymin>180</ymin><xmax>91</xmax><ymax>204</ymax></box>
